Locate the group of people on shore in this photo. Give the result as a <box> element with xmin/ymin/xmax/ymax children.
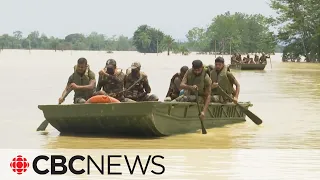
<box><xmin>58</xmin><ymin>57</ymin><xmax>240</xmax><ymax>119</ymax></box>
<box><xmin>231</xmin><ymin>53</ymin><xmax>270</xmax><ymax>64</ymax></box>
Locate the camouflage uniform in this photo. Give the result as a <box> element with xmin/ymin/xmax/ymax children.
<box><xmin>259</xmin><ymin>53</ymin><xmax>269</xmax><ymax>64</ymax></box>
<box><xmin>231</xmin><ymin>54</ymin><xmax>237</xmax><ymax>64</ymax></box>
<box><xmin>254</xmin><ymin>54</ymin><xmax>259</xmax><ymax>63</ymax></box>
<box><xmin>236</xmin><ymin>53</ymin><xmax>243</xmax><ymax>64</ymax></box>
<box><xmin>210</xmin><ymin>65</ymin><xmax>236</xmax><ymax>103</ymax></box>
<box><xmin>124</xmin><ymin>62</ymin><xmax>158</xmax><ymax>101</ymax></box>
<box><xmin>174</xmin><ymin>68</ymin><xmax>212</xmax><ymax>103</ymax></box>
<box><xmin>96</xmin><ymin>68</ymin><xmax>126</xmax><ymax>101</ymax></box>
<box><xmin>68</xmin><ymin>65</ymin><xmax>95</xmax><ymax>104</ymax></box>
<box><xmin>165</xmin><ymin>73</ymin><xmax>183</xmax><ymax>100</ymax></box>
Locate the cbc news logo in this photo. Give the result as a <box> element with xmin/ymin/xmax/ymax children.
<box><xmin>10</xmin><ymin>155</ymin><xmax>30</xmax><ymax>175</ymax></box>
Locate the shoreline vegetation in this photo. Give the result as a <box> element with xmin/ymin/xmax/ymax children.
<box><xmin>0</xmin><ymin>0</ymin><xmax>319</xmax><ymax>63</ymax></box>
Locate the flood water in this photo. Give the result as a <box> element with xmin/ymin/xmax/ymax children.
<box><xmin>1</xmin><ymin>50</ymin><xmax>320</xmax><ymax>179</ymax></box>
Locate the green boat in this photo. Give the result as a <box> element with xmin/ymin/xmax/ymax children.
<box><xmin>38</xmin><ymin>101</ymin><xmax>252</xmax><ymax>137</ymax></box>
<box><xmin>229</xmin><ymin>63</ymin><xmax>266</xmax><ymax>70</ymax></box>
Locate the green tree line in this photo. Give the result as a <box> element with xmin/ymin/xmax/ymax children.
<box><xmin>0</xmin><ymin>31</ymin><xmax>136</xmax><ymax>51</ymax></box>
<box><xmin>2</xmin><ymin>7</ymin><xmax>318</xmax><ymax>62</ymax></box>
<box><xmin>270</xmin><ymin>0</ymin><xmax>320</xmax><ymax>62</ymax></box>
<box><xmin>185</xmin><ymin>12</ymin><xmax>277</xmax><ymax>54</ymax></box>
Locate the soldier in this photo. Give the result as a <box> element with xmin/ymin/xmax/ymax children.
<box><xmin>124</xmin><ymin>62</ymin><xmax>159</xmax><ymax>101</ymax></box>
<box><xmin>165</xmin><ymin>66</ymin><xmax>189</xmax><ymax>101</ymax></box>
<box><xmin>95</xmin><ymin>59</ymin><xmax>127</xmax><ymax>102</ymax></box>
<box><xmin>247</xmin><ymin>54</ymin><xmax>255</xmax><ymax>64</ymax></box>
<box><xmin>243</xmin><ymin>54</ymin><xmax>250</xmax><ymax>64</ymax></box>
<box><xmin>176</xmin><ymin>60</ymin><xmax>212</xmax><ymax>120</ymax></box>
<box><xmin>254</xmin><ymin>54</ymin><xmax>259</xmax><ymax>64</ymax></box>
<box><xmin>231</xmin><ymin>53</ymin><xmax>239</xmax><ymax>64</ymax></box>
<box><xmin>259</xmin><ymin>52</ymin><xmax>269</xmax><ymax>64</ymax></box>
<box><xmin>58</xmin><ymin>57</ymin><xmax>96</xmax><ymax>104</ymax></box>
<box><xmin>236</xmin><ymin>53</ymin><xmax>242</xmax><ymax>63</ymax></box>
<box><xmin>210</xmin><ymin>57</ymin><xmax>240</xmax><ymax>103</ymax></box>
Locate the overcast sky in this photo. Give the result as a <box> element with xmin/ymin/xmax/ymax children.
<box><xmin>0</xmin><ymin>0</ymin><xmax>276</xmax><ymax>39</ymax></box>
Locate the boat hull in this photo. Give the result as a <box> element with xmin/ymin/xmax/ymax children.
<box><xmin>38</xmin><ymin>102</ymin><xmax>252</xmax><ymax>137</ymax></box>
<box><xmin>229</xmin><ymin>63</ymin><xmax>266</xmax><ymax>70</ymax></box>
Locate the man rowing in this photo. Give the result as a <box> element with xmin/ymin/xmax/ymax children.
<box><xmin>124</xmin><ymin>62</ymin><xmax>159</xmax><ymax>101</ymax></box>
<box><xmin>259</xmin><ymin>52</ymin><xmax>269</xmax><ymax>64</ymax></box>
<box><xmin>231</xmin><ymin>53</ymin><xmax>241</xmax><ymax>64</ymax></box>
<box><xmin>210</xmin><ymin>57</ymin><xmax>240</xmax><ymax>103</ymax></box>
<box><xmin>165</xmin><ymin>66</ymin><xmax>189</xmax><ymax>101</ymax></box>
<box><xmin>58</xmin><ymin>57</ymin><xmax>96</xmax><ymax>104</ymax></box>
<box><xmin>95</xmin><ymin>59</ymin><xmax>127</xmax><ymax>102</ymax></box>
<box><xmin>174</xmin><ymin>60</ymin><xmax>212</xmax><ymax>120</ymax></box>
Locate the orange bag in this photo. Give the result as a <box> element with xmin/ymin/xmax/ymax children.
<box><xmin>86</xmin><ymin>95</ymin><xmax>120</xmax><ymax>104</ymax></box>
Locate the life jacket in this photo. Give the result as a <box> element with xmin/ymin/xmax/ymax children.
<box><xmin>166</xmin><ymin>73</ymin><xmax>181</xmax><ymax>98</ymax></box>
<box><xmin>186</xmin><ymin>69</ymin><xmax>208</xmax><ymax>96</ymax></box>
<box><xmin>72</xmin><ymin>65</ymin><xmax>94</xmax><ymax>100</ymax></box>
<box><xmin>210</xmin><ymin>65</ymin><xmax>233</xmax><ymax>96</ymax></box>
<box><xmin>124</xmin><ymin>72</ymin><xmax>148</xmax><ymax>99</ymax></box>
<box><xmin>203</xmin><ymin>65</ymin><xmax>213</xmax><ymax>77</ymax></box>
<box><xmin>86</xmin><ymin>95</ymin><xmax>120</xmax><ymax>103</ymax></box>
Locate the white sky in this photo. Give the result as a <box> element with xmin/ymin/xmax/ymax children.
<box><xmin>0</xmin><ymin>0</ymin><xmax>277</xmax><ymax>40</ymax></box>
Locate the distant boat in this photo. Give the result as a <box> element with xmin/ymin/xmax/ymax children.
<box><xmin>106</xmin><ymin>51</ymin><xmax>113</xmax><ymax>54</ymax></box>
<box><xmin>228</xmin><ymin>63</ymin><xmax>267</xmax><ymax>70</ymax></box>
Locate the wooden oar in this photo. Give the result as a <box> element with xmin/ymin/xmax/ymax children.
<box><xmin>116</xmin><ymin>76</ymin><xmax>144</xmax><ymax>96</ymax></box>
<box><xmin>36</xmin><ymin>89</ymin><xmax>72</xmax><ymax>131</ymax></box>
<box><xmin>269</xmin><ymin>56</ymin><xmax>273</xmax><ymax>69</ymax></box>
<box><xmin>218</xmin><ymin>86</ymin><xmax>263</xmax><ymax>125</ymax></box>
<box><xmin>195</xmin><ymin>91</ymin><xmax>207</xmax><ymax>134</ymax></box>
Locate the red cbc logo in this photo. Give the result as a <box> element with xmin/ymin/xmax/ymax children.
<box><xmin>10</xmin><ymin>155</ymin><xmax>30</xmax><ymax>175</ymax></box>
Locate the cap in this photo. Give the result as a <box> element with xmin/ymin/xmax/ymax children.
<box><xmin>131</xmin><ymin>62</ymin><xmax>141</xmax><ymax>69</ymax></box>
<box><xmin>106</xmin><ymin>59</ymin><xmax>116</xmax><ymax>66</ymax></box>
<box><xmin>215</xmin><ymin>57</ymin><xmax>225</xmax><ymax>63</ymax></box>
<box><xmin>180</xmin><ymin>66</ymin><xmax>189</xmax><ymax>73</ymax></box>
<box><xmin>192</xmin><ymin>60</ymin><xmax>203</xmax><ymax>69</ymax></box>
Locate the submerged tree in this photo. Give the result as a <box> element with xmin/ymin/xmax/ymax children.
<box><xmin>270</xmin><ymin>0</ymin><xmax>320</xmax><ymax>62</ymax></box>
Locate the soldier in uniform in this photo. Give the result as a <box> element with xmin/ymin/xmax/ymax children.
<box><xmin>175</xmin><ymin>60</ymin><xmax>212</xmax><ymax>120</ymax></box>
<box><xmin>165</xmin><ymin>66</ymin><xmax>189</xmax><ymax>101</ymax></box>
<box><xmin>242</xmin><ymin>54</ymin><xmax>250</xmax><ymax>64</ymax></box>
<box><xmin>95</xmin><ymin>59</ymin><xmax>128</xmax><ymax>102</ymax></box>
<box><xmin>259</xmin><ymin>52</ymin><xmax>269</xmax><ymax>64</ymax></box>
<box><xmin>210</xmin><ymin>57</ymin><xmax>240</xmax><ymax>103</ymax></box>
<box><xmin>254</xmin><ymin>54</ymin><xmax>259</xmax><ymax>64</ymax></box>
<box><xmin>58</xmin><ymin>57</ymin><xmax>96</xmax><ymax>104</ymax></box>
<box><xmin>124</xmin><ymin>62</ymin><xmax>159</xmax><ymax>101</ymax></box>
<box><xmin>236</xmin><ymin>53</ymin><xmax>242</xmax><ymax>63</ymax></box>
<box><xmin>231</xmin><ymin>53</ymin><xmax>240</xmax><ymax>64</ymax></box>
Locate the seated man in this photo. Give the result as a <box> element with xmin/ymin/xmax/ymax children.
<box><xmin>95</xmin><ymin>59</ymin><xmax>128</xmax><ymax>102</ymax></box>
<box><xmin>231</xmin><ymin>53</ymin><xmax>240</xmax><ymax>64</ymax></box>
<box><xmin>165</xmin><ymin>66</ymin><xmax>189</xmax><ymax>101</ymax></box>
<box><xmin>259</xmin><ymin>52</ymin><xmax>270</xmax><ymax>64</ymax></box>
<box><xmin>236</xmin><ymin>53</ymin><xmax>243</xmax><ymax>63</ymax></box>
<box><xmin>210</xmin><ymin>57</ymin><xmax>240</xmax><ymax>103</ymax></box>
<box><xmin>174</xmin><ymin>60</ymin><xmax>212</xmax><ymax>120</ymax></box>
<box><xmin>254</xmin><ymin>54</ymin><xmax>259</xmax><ymax>64</ymax></box>
<box><xmin>58</xmin><ymin>57</ymin><xmax>96</xmax><ymax>104</ymax></box>
<box><xmin>124</xmin><ymin>62</ymin><xmax>159</xmax><ymax>101</ymax></box>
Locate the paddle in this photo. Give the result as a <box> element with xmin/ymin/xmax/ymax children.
<box><xmin>269</xmin><ymin>55</ymin><xmax>272</xmax><ymax>69</ymax></box>
<box><xmin>36</xmin><ymin>88</ymin><xmax>72</xmax><ymax>131</ymax></box>
<box><xmin>195</xmin><ymin>91</ymin><xmax>207</xmax><ymax>134</ymax></box>
<box><xmin>217</xmin><ymin>86</ymin><xmax>262</xmax><ymax>125</ymax></box>
<box><xmin>109</xmin><ymin>76</ymin><xmax>145</xmax><ymax>99</ymax></box>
